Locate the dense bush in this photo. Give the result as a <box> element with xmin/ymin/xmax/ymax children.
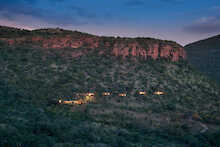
<box><xmin>0</xmin><ymin>45</ymin><xmax>220</xmax><ymax>146</ymax></box>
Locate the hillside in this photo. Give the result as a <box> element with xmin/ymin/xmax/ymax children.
<box><xmin>0</xmin><ymin>26</ymin><xmax>220</xmax><ymax>146</ymax></box>
<box><xmin>185</xmin><ymin>35</ymin><xmax>220</xmax><ymax>83</ymax></box>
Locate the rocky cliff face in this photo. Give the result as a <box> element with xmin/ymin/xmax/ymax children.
<box><xmin>0</xmin><ymin>26</ymin><xmax>186</xmax><ymax>61</ymax></box>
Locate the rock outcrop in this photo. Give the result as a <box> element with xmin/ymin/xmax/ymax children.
<box><xmin>0</xmin><ymin>26</ymin><xmax>186</xmax><ymax>61</ymax></box>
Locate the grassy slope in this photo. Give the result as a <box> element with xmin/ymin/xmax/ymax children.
<box><xmin>0</xmin><ymin>46</ymin><xmax>220</xmax><ymax>147</ymax></box>
<box><xmin>185</xmin><ymin>35</ymin><xmax>220</xmax><ymax>83</ymax></box>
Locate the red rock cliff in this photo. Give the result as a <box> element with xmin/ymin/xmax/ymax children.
<box><xmin>0</xmin><ymin>27</ymin><xmax>186</xmax><ymax>61</ymax></box>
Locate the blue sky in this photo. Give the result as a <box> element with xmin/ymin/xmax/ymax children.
<box><xmin>0</xmin><ymin>0</ymin><xmax>220</xmax><ymax>45</ymax></box>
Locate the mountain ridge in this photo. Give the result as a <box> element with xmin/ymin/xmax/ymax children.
<box><xmin>185</xmin><ymin>34</ymin><xmax>220</xmax><ymax>50</ymax></box>
<box><xmin>0</xmin><ymin>26</ymin><xmax>186</xmax><ymax>62</ymax></box>
<box><xmin>185</xmin><ymin>34</ymin><xmax>220</xmax><ymax>83</ymax></box>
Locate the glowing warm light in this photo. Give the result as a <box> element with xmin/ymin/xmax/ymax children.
<box><xmin>59</xmin><ymin>90</ymin><xmax>165</xmax><ymax>106</ymax></box>
<box><xmin>61</xmin><ymin>99</ymin><xmax>84</xmax><ymax>105</ymax></box>
<box><xmin>85</xmin><ymin>95</ymin><xmax>94</xmax><ymax>101</ymax></box>
<box><xmin>139</xmin><ymin>91</ymin><xmax>146</xmax><ymax>95</ymax></box>
<box><xmin>87</xmin><ymin>93</ymin><xmax>94</xmax><ymax>96</ymax></box>
<box><xmin>59</xmin><ymin>92</ymin><xmax>95</xmax><ymax>106</ymax></box>
<box><xmin>63</xmin><ymin>101</ymin><xmax>74</xmax><ymax>104</ymax></box>
<box><xmin>102</xmin><ymin>92</ymin><xmax>111</xmax><ymax>96</ymax></box>
<box><xmin>154</xmin><ymin>91</ymin><xmax>164</xmax><ymax>95</ymax></box>
<box><xmin>119</xmin><ymin>93</ymin><xmax>127</xmax><ymax>97</ymax></box>
<box><xmin>73</xmin><ymin>100</ymin><xmax>83</xmax><ymax>105</ymax></box>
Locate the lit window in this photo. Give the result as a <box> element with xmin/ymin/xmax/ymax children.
<box><xmin>154</xmin><ymin>91</ymin><xmax>164</xmax><ymax>95</ymax></box>
<box><xmin>103</xmin><ymin>92</ymin><xmax>111</xmax><ymax>96</ymax></box>
<box><xmin>63</xmin><ymin>101</ymin><xmax>73</xmax><ymax>104</ymax></box>
<box><xmin>139</xmin><ymin>91</ymin><xmax>146</xmax><ymax>95</ymax></box>
<box><xmin>119</xmin><ymin>93</ymin><xmax>126</xmax><ymax>97</ymax></box>
<box><xmin>87</xmin><ymin>93</ymin><xmax>94</xmax><ymax>96</ymax></box>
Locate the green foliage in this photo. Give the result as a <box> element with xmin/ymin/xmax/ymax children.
<box><xmin>0</xmin><ymin>45</ymin><xmax>220</xmax><ymax>146</ymax></box>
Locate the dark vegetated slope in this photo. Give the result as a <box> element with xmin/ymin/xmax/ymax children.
<box><xmin>0</xmin><ymin>45</ymin><xmax>220</xmax><ymax>147</ymax></box>
<box><xmin>185</xmin><ymin>35</ymin><xmax>220</xmax><ymax>83</ymax></box>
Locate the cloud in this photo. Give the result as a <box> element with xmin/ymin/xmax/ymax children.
<box><xmin>0</xmin><ymin>0</ymin><xmax>98</xmax><ymax>27</ymax></box>
<box><xmin>211</xmin><ymin>6</ymin><xmax>220</xmax><ymax>10</ymax></box>
<box><xmin>23</xmin><ymin>0</ymin><xmax>37</xmax><ymax>4</ymax></box>
<box><xmin>160</xmin><ymin>0</ymin><xmax>184</xmax><ymax>4</ymax></box>
<box><xmin>183</xmin><ymin>16</ymin><xmax>220</xmax><ymax>34</ymax></box>
<box><xmin>49</xmin><ymin>0</ymin><xmax>65</xmax><ymax>2</ymax></box>
<box><xmin>0</xmin><ymin>0</ymin><xmax>44</xmax><ymax>18</ymax></box>
<box><xmin>69</xmin><ymin>6</ymin><xmax>97</xmax><ymax>19</ymax></box>
<box><xmin>124</xmin><ymin>0</ymin><xmax>144</xmax><ymax>7</ymax></box>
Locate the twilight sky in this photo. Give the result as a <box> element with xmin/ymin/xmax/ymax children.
<box><xmin>0</xmin><ymin>0</ymin><xmax>220</xmax><ymax>45</ymax></box>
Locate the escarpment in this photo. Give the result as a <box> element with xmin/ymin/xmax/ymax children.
<box><xmin>0</xmin><ymin>26</ymin><xmax>186</xmax><ymax>61</ymax></box>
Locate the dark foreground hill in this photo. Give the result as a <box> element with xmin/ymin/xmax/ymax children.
<box><xmin>185</xmin><ymin>35</ymin><xmax>220</xmax><ymax>83</ymax></box>
<box><xmin>0</xmin><ymin>26</ymin><xmax>220</xmax><ymax>146</ymax></box>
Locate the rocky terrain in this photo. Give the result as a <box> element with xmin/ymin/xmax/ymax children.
<box><xmin>0</xmin><ymin>26</ymin><xmax>186</xmax><ymax>62</ymax></box>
